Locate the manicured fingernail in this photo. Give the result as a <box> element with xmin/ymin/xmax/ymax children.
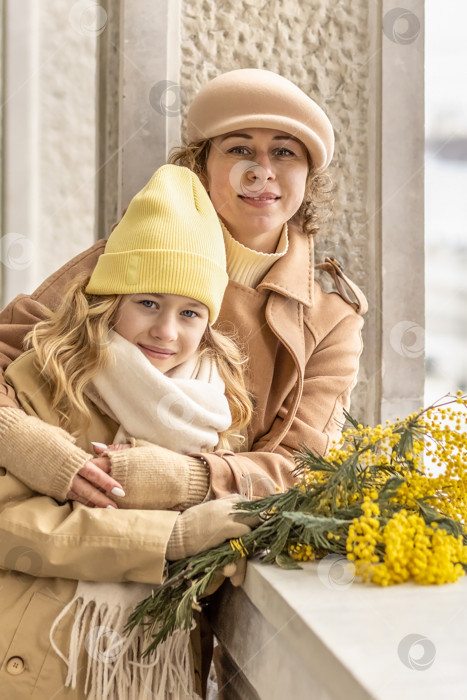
<box><xmin>91</xmin><ymin>441</ymin><xmax>108</xmax><ymax>449</ymax></box>
<box><xmin>106</xmin><ymin>504</ymin><xmax>117</xmax><ymax>509</ymax></box>
<box><xmin>111</xmin><ymin>487</ymin><xmax>125</xmax><ymax>497</ymax></box>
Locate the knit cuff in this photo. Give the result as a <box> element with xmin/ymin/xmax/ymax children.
<box><xmin>105</xmin><ymin>444</ymin><xmax>193</xmax><ymax>510</ymax></box>
<box><xmin>0</xmin><ymin>407</ymin><xmax>90</xmax><ymax>502</ymax></box>
<box><xmin>52</xmin><ymin>448</ymin><xmax>91</xmax><ymax>501</ymax></box>
<box><xmin>165</xmin><ymin>516</ymin><xmax>185</xmax><ymax>560</ymax></box>
<box><xmin>0</xmin><ymin>406</ymin><xmax>25</xmax><ymax>431</ymax></box>
<box><xmin>104</xmin><ymin>449</ymin><xmax>130</xmax><ymax>493</ymax></box>
<box><xmin>179</xmin><ymin>457</ymin><xmax>210</xmax><ymax>509</ymax></box>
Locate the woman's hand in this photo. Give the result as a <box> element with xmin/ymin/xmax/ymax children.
<box><xmin>66</xmin><ymin>443</ymin><xmax>127</xmax><ymax>508</ymax></box>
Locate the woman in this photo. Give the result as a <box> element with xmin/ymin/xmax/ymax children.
<box><xmin>0</xmin><ymin>69</ymin><xmax>366</xmax><ymax>509</ymax></box>
<box><xmin>0</xmin><ymin>69</ymin><xmax>366</xmax><ymax>696</ymax></box>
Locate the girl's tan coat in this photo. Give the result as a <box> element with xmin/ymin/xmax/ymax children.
<box><xmin>0</xmin><ymin>469</ymin><xmax>179</xmax><ymax>697</ymax></box>
<box><xmin>0</xmin><ymin>353</ymin><xmax>180</xmax><ymax>697</ymax></box>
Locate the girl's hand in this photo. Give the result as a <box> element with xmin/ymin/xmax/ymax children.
<box><xmin>66</xmin><ymin>459</ymin><xmax>125</xmax><ymax>508</ymax></box>
<box><xmin>166</xmin><ymin>495</ymin><xmax>259</xmax><ymax>560</ymax></box>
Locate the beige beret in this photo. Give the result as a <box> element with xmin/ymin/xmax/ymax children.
<box><xmin>186</xmin><ymin>69</ymin><xmax>334</xmax><ymax>172</ymax></box>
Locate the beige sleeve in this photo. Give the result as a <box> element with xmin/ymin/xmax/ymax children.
<box><xmin>0</xmin><ymin>408</ymin><xmax>90</xmax><ymax>502</ymax></box>
<box><xmin>106</xmin><ymin>442</ymin><xmax>210</xmax><ymax>511</ymax></box>
<box><xmin>0</xmin><ymin>469</ymin><xmax>179</xmax><ymax>584</ymax></box>
<box><xmin>202</xmin><ymin>310</ymin><xmax>365</xmax><ymax>499</ymax></box>
<box><xmin>165</xmin><ymin>496</ymin><xmax>254</xmax><ymax>560</ymax></box>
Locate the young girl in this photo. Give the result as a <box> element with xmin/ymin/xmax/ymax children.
<box><xmin>0</xmin><ymin>164</ymin><xmax>254</xmax><ymax>699</ymax></box>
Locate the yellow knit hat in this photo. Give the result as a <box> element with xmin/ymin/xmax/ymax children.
<box><xmin>86</xmin><ymin>165</ymin><xmax>228</xmax><ymax>322</ymax></box>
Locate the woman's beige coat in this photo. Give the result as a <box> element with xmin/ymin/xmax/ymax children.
<box><xmin>0</xmin><ymin>224</ymin><xmax>366</xmax><ymax>696</ymax></box>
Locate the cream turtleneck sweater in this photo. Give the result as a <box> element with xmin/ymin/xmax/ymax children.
<box><xmin>220</xmin><ymin>221</ymin><xmax>289</xmax><ymax>288</ymax></box>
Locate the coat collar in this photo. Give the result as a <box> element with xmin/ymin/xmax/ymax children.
<box><xmin>256</xmin><ymin>223</ymin><xmax>315</xmax><ymax>307</ymax></box>
<box><xmin>256</xmin><ymin>226</ymin><xmax>367</xmax><ymax>315</ymax></box>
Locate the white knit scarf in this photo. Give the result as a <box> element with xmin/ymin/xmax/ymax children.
<box><xmin>88</xmin><ymin>330</ymin><xmax>232</xmax><ymax>453</ymax></box>
<box><xmin>50</xmin><ymin>332</ymin><xmax>232</xmax><ymax>699</ymax></box>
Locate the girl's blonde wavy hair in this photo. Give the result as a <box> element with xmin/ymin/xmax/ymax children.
<box><xmin>168</xmin><ymin>138</ymin><xmax>333</xmax><ymax>237</ymax></box>
<box><xmin>26</xmin><ymin>274</ymin><xmax>252</xmax><ymax>450</ymax></box>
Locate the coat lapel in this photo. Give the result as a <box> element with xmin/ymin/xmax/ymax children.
<box><xmin>255</xmin><ymin>227</ymin><xmax>315</xmax><ymax>450</ymax></box>
<box><xmin>256</xmin><ymin>224</ymin><xmax>315</xmax><ymax>308</ymax></box>
<box><xmin>257</xmin><ymin>225</ymin><xmax>314</xmax><ymax>374</ymax></box>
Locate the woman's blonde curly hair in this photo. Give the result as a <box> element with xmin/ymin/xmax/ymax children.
<box><xmin>168</xmin><ymin>138</ymin><xmax>333</xmax><ymax>237</ymax></box>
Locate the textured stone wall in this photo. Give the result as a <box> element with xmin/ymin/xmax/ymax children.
<box><xmin>0</xmin><ymin>1</ymin><xmax>3</xmax><ymax>278</ymax></box>
<box><xmin>180</xmin><ymin>0</ymin><xmax>375</xmax><ymax>419</ymax></box>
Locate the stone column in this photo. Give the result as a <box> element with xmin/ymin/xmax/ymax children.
<box><xmin>96</xmin><ymin>0</ymin><xmax>183</xmax><ymax>239</ymax></box>
<box><xmin>1</xmin><ymin>0</ymin><xmax>40</xmax><ymax>304</ymax></box>
<box><xmin>95</xmin><ymin>0</ymin><xmax>122</xmax><ymax>242</ymax></box>
<box><xmin>1</xmin><ymin>0</ymin><xmax>98</xmax><ymax>306</ymax></box>
<box><xmin>380</xmin><ymin>0</ymin><xmax>425</xmax><ymax>420</ymax></box>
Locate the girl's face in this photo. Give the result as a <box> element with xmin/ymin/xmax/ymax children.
<box><xmin>205</xmin><ymin>128</ymin><xmax>309</xmax><ymax>253</ymax></box>
<box><xmin>113</xmin><ymin>293</ymin><xmax>209</xmax><ymax>373</ymax></box>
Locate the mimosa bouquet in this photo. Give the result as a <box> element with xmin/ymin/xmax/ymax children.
<box><xmin>127</xmin><ymin>393</ymin><xmax>467</xmax><ymax>655</ymax></box>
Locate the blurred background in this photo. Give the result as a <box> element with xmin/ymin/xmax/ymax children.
<box><xmin>425</xmin><ymin>0</ymin><xmax>467</xmax><ymax>403</ymax></box>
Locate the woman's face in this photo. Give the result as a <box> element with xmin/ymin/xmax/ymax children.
<box><xmin>113</xmin><ymin>293</ymin><xmax>209</xmax><ymax>373</ymax></box>
<box><xmin>205</xmin><ymin>128</ymin><xmax>309</xmax><ymax>253</ymax></box>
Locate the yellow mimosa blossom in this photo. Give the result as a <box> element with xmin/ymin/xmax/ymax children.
<box><xmin>289</xmin><ymin>543</ymin><xmax>315</xmax><ymax>562</ymax></box>
<box><xmin>297</xmin><ymin>395</ymin><xmax>467</xmax><ymax>586</ymax></box>
<box><xmin>346</xmin><ymin>498</ymin><xmax>382</xmax><ymax>580</ymax></box>
<box><xmin>370</xmin><ymin>511</ymin><xmax>467</xmax><ymax>586</ymax></box>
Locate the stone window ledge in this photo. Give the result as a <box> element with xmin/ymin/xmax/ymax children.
<box><xmin>210</xmin><ymin>560</ymin><xmax>467</xmax><ymax>699</ymax></box>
